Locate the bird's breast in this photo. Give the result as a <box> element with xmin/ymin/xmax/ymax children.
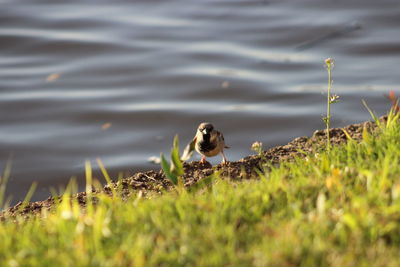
<box><xmin>198</xmin><ymin>140</ymin><xmax>217</xmax><ymax>154</ymax></box>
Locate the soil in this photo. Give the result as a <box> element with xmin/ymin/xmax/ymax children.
<box><xmin>0</xmin><ymin>116</ymin><xmax>386</xmax><ymax>219</ymax></box>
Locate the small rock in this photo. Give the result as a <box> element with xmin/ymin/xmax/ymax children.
<box><xmin>147</xmin><ymin>156</ymin><xmax>161</xmax><ymax>164</ymax></box>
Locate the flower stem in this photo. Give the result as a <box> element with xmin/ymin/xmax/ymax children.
<box><xmin>326</xmin><ymin>62</ymin><xmax>332</xmax><ymax>151</ymax></box>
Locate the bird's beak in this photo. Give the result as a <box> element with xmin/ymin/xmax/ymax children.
<box><xmin>202</xmin><ymin>129</ymin><xmax>208</xmax><ymax>135</ymax></box>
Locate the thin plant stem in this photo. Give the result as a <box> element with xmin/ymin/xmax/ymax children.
<box><xmin>324</xmin><ymin>58</ymin><xmax>335</xmax><ymax>151</ymax></box>
<box><xmin>326</xmin><ymin>63</ymin><xmax>332</xmax><ymax>151</ymax></box>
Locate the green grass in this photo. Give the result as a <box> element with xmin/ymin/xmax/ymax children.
<box><xmin>1</xmin><ymin>112</ymin><xmax>400</xmax><ymax>266</ymax></box>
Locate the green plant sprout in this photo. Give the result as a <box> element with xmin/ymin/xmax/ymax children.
<box><xmin>160</xmin><ymin>135</ymin><xmax>184</xmax><ymax>186</ymax></box>
<box><xmin>323</xmin><ymin>58</ymin><xmax>339</xmax><ymax>151</ymax></box>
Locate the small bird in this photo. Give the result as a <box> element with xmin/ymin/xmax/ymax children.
<box><xmin>181</xmin><ymin>122</ymin><xmax>229</xmax><ymax>164</ymax></box>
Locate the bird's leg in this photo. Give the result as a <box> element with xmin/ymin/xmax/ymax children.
<box><xmin>221</xmin><ymin>152</ymin><xmax>228</xmax><ymax>165</ymax></box>
<box><xmin>200</xmin><ymin>156</ymin><xmax>207</xmax><ymax>164</ymax></box>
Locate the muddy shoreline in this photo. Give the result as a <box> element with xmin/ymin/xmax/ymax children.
<box><xmin>1</xmin><ymin>117</ymin><xmax>385</xmax><ymax>219</ymax></box>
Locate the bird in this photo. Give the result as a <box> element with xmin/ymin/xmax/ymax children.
<box><xmin>181</xmin><ymin>122</ymin><xmax>229</xmax><ymax>164</ymax></box>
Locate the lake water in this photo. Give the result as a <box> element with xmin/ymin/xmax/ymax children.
<box><xmin>1</xmin><ymin>0</ymin><xmax>399</xmax><ymax>203</ymax></box>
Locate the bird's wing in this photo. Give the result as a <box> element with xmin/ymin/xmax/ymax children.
<box><xmin>216</xmin><ymin>131</ymin><xmax>230</xmax><ymax>149</ymax></box>
<box><xmin>181</xmin><ymin>136</ymin><xmax>197</xmax><ymax>161</ymax></box>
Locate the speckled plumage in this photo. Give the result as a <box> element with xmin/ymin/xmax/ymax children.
<box><xmin>186</xmin><ymin>122</ymin><xmax>229</xmax><ymax>164</ymax></box>
<box><xmin>181</xmin><ymin>122</ymin><xmax>229</xmax><ymax>164</ymax></box>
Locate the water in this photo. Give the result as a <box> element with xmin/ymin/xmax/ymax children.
<box><xmin>1</xmin><ymin>0</ymin><xmax>399</xmax><ymax>203</ymax></box>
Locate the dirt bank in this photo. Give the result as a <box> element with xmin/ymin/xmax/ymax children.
<box><xmin>1</xmin><ymin>116</ymin><xmax>386</xmax><ymax>219</ymax></box>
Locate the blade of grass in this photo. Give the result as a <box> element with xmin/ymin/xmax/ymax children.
<box><xmin>342</xmin><ymin>128</ymin><xmax>355</xmax><ymax>142</ymax></box>
<box><xmin>96</xmin><ymin>158</ymin><xmax>117</xmax><ymax>196</ymax></box>
<box><xmin>0</xmin><ymin>159</ymin><xmax>12</xmax><ymax>209</ymax></box>
<box><xmin>362</xmin><ymin>99</ymin><xmax>381</xmax><ymax>128</ymax></box>
<box><xmin>18</xmin><ymin>182</ymin><xmax>38</xmax><ymax>213</ymax></box>
<box><xmin>85</xmin><ymin>160</ymin><xmax>94</xmax><ymax>214</ymax></box>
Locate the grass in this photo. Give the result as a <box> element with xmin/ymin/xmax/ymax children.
<box><xmin>0</xmin><ymin>111</ymin><xmax>400</xmax><ymax>266</ymax></box>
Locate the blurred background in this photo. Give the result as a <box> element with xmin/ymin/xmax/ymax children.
<box><xmin>1</xmin><ymin>0</ymin><xmax>399</xmax><ymax>203</ymax></box>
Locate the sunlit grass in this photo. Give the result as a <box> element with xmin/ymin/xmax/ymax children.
<box><xmin>0</xmin><ymin>111</ymin><xmax>399</xmax><ymax>266</ymax></box>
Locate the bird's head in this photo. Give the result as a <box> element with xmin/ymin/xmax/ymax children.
<box><xmin>197</xmin><ymin>122</ymin><xmax>214</xmax><ymax>136</ymax></box>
